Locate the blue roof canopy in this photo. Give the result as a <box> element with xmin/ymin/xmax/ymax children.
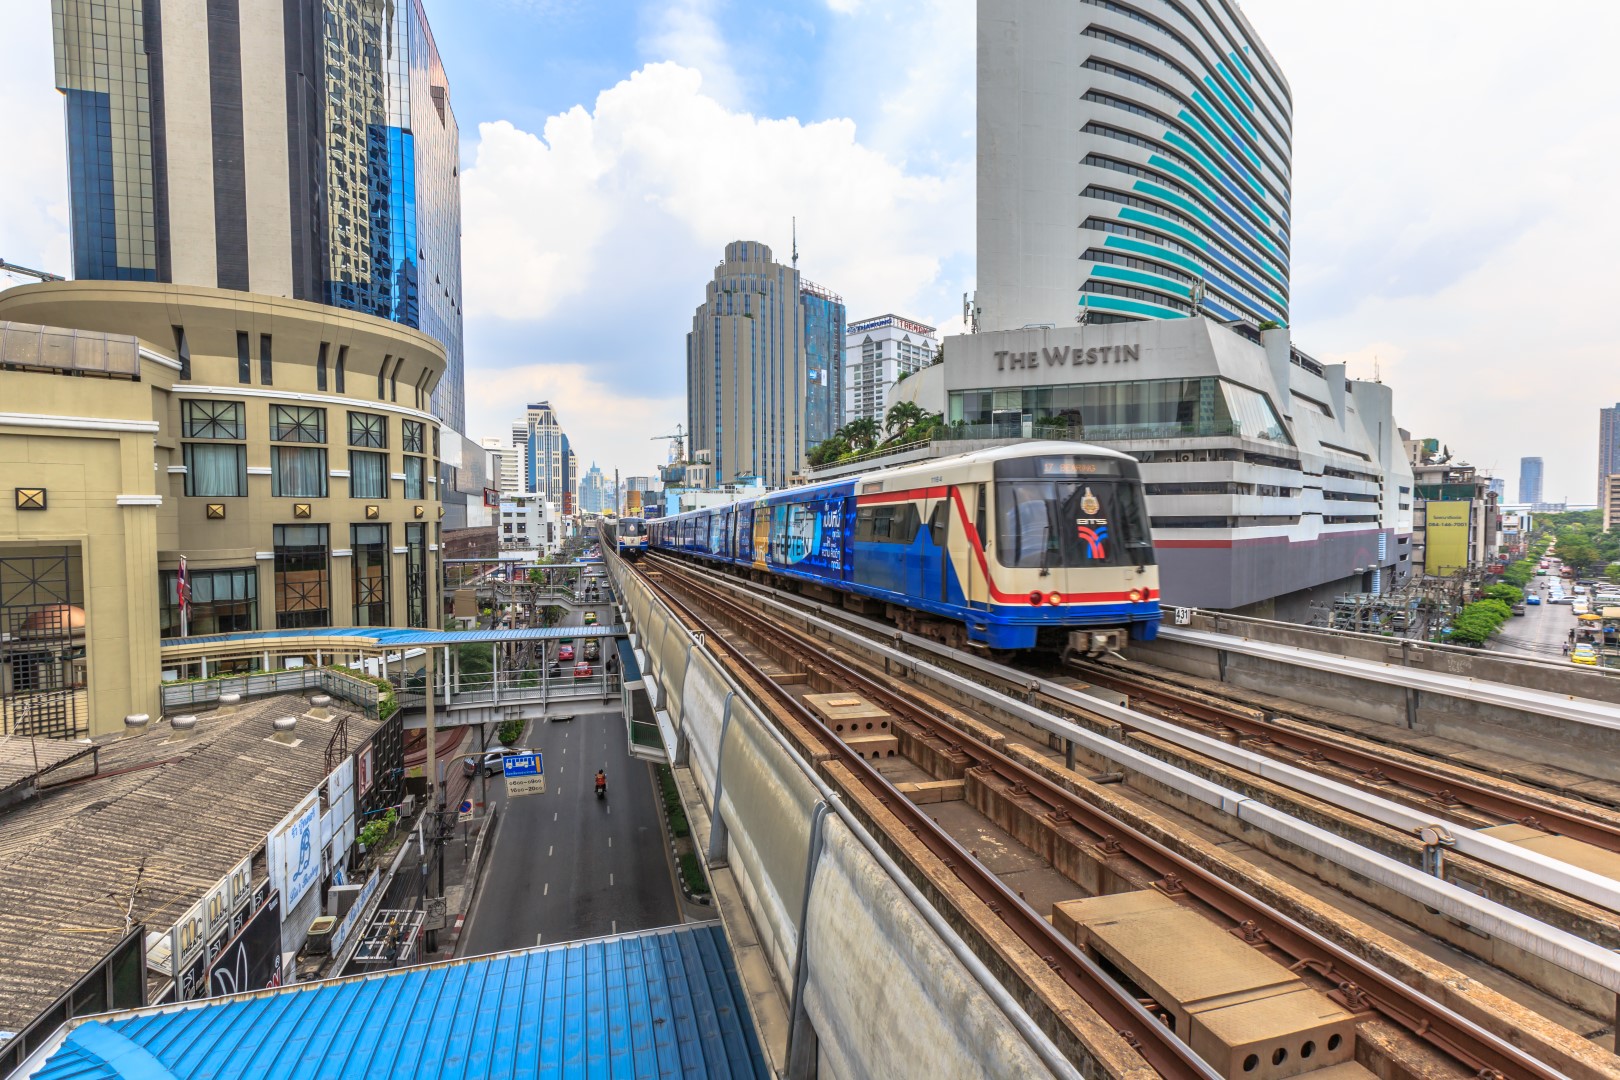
<box><xmin>26</xmin><ymin>925</ymin><xmax>767</xmax><ymax>1080</ymax></box>
<box><xmin>161</xmin><ymin>625</ymin><xmax>626</xmax><ymax>649</ymax></box>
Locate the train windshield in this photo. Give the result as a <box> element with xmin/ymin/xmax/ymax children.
<box><xmin>994</xmin><ymin>458</ymin><xmax>1153</xmax><ymax>569</ymax></box>
<box><xmin>620</xmin><ymin>519</ymin><xmax>647</xmax><ymax>539</ymax></box>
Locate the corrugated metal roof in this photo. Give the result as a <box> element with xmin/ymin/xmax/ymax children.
<box><xmin>161</xmin><ymin>625</ymin><xmax>625</xmax><ymax>649</ymax></box>
<box><xmin>0</xmin><ymin>695</ymin><xmax>383</xmax><ymax>1034</ymax></box>
<box><xmin>24</xmin><ymin>924</ymin><xmax>767</xmax><ymax>1080</ymax></box>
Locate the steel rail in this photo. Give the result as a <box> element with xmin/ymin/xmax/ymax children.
<box><xmin>642</xmin><ymin>557</ymin><xmax>1565</xmax><ymax>1080</ymax></box>
<box><xmin>636</xmin><ymin>568</ymin><xmax>1220</xmax><ymax>1080</ymax></box>
<box><xmin>1074</xmin><ymin>662</ymin><xmax>1620</xmax><ymax>854</ymax></box>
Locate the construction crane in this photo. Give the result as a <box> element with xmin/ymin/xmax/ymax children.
<box><xmin>0</xmin><ymin>258</ymin><xmax>66</xmax><ymax>283</ymax></box>
<box><xmin>650</xmin><ymin>424</ymin><xmax>685</xmax><ymax>464</ymax></box>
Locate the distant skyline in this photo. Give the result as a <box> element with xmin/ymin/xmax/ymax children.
<box><xmin>3</xmin><ymin>0</ymin><xmax>1616</xmax><ymax>491</ymax></box>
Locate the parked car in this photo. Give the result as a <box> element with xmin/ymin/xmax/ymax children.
<box><xmin>1571</xmin><ymin>644</ymin><xmax>1599</xmax><ymax>666</ymax></box>
<box><xmin>573</xmin><ymin>661</ymin><xmax>594</xmax><ymax>678</ymax></box>
<box><xmin>463</xmin><ymin>746</ymin><xmax>524</xmax><ymax>777</ymax></box>
<box><xmin>1511</xmin><ymin>603</ymin><xmax>1526</xmax><ymax>616</ymax></box>
<box><xmin>558</xmin><ymin>644</ymin><xmax>575</xmax><ymax>662</ymax></box>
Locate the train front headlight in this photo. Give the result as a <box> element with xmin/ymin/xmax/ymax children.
<box><xmin>1028</xmin><ymin>590</ymin><xmax>1043</xmax><ymax>606</ymax></box>
<box><xmin>1047</xmin><ymin>591</ymin><xmax>1062</xmax><ymax>606</ymax></box>
<box><xmin>1128</xmin><ymin>589</ymin><xmax>1143</xmax><ymax>603</ymax></box>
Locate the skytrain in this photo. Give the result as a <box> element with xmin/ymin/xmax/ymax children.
<box><xmin>645</xmin><ymin>443</ymin><xmax>1160</xmax><ymax>656</ymax></box>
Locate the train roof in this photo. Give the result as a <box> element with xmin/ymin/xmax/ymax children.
<box><xmin>651</xmin><ymin>441</ymin><xmax>1139</xmax><ymax>523</ymax></box>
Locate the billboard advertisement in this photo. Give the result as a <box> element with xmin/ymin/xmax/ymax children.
<box><xmin>1426</xmin><ymin>501</ymin><xmax>1472</xmax><ymax>577</ymax></box>
<box><xmin>208</xmin><ymin>891</ymin><xmax>283</xmax><ymax>997</ymax></box>
<box><xmin>278</xmin><ymin>798</ymin><xmax>322</xmax><ymax>907</ymax></box>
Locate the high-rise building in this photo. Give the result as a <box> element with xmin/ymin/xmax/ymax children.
<box><xmin>1599</xmin><ymin>405</ymin><xmax>1620</xmax><ymax>507</ymax></box>
<box><xmin>1518</xmin><ymin>457</ymin><xmax>1544</xmax><ymax>505</ymax></box>
<box><xmin>687</xmin><ymin>240</ymin><xmax>845</xmax><ymax>487</ymax></box>
<box><xmin>976</xmin><ymin>0</ymin><xmax>1292</xmax><ymax>332</ymax></box>
<box><xmin>511</xmin><ymin>402</ymin><xmax>568</xmax><ymax>500</ymax></box>
<box><xmin>801</xmin><ymin>280</ymin><xmax>846</xmax><ymax>449</ymax></box>
<box><xmin>1488</xmin><ymin>477</ymin><xmax>1506</xmax><ymax>500</ymax></box>
<box><xmin>844</xmin><ymin>315</ymin><xmax>940</xmax><ymax>425</ymax></box>
<box><xmin>579</xmin><ymin>462</ymin><xmax>608</xmax><ymax>514</ymax></box>
<box><xmin>49</xmin><ymin>0</ymin><xmax>465</xmax><ymax>434</ymax></box>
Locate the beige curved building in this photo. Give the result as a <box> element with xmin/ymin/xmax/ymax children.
<box><xmin>0</xmin><ymin>280</ymin><xmax>446</xmax><ymax>738</ymax></box>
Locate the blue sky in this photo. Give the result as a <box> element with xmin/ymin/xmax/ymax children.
<box><xmin>3</xmin><ymin>1</ymin><xmax>1617</xmax><ymax>492</ymax></box>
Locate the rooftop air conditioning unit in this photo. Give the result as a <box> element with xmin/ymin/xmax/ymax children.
<box><xmin>305</xmin><ymin>916</ymin><xmax>338</xmax><ymax>955</ymax></box>
<box><xmin>1180</xmin><ymin>453</ymin><xmax>1195</xmax><ymax>462</ymax></box>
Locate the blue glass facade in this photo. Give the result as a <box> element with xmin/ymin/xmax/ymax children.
<box><xmin>53</xmin><ymin>1</ymin><xmax>160</xmax><ymax>282</ymax></box>
<box><xmin>52</xmin><ymin>0</ymin><xmax>464</xmax><ymax>435</ymax></box>
<box><xmin>801</xmin><ymin>283</ymin><xmax>846</xmax><ymax>450</ymax></box>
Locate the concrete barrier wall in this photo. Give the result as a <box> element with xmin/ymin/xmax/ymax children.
<box><xmin>801</xmin><ymin>814</ymin><xmax>1056</xmax><ymax>1080</ymax></box>
<box><xmin>712</xmin><ymin>696</ymin><xmax>821</xmax><ymax>990</ymax></box>
<box><xmin>1184</xmin><ymin>610</ymin><xmax>1620</xmax><ymax>704</ymax></box>
<box><xmin>608</xmin><ymin>555</ymin><xmax>1065</xmax><ymax>1079</ymax></box>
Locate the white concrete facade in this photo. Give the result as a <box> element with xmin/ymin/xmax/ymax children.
<box><xmin>843</xmin><ymin>314</ymin><xmax>940</xmax><ymax>425</ymax></box>
<box><xmin>977</xmin><ymin>0</ymin><xmax>1293</xmax><ymax>333</ymax></box>
<box><xmin>943</xmin><ymin>318</ymin><xmax>1412</xmax><ymax>613</ymax></box>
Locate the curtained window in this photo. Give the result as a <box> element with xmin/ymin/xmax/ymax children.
<box><xmin>183</xmin><ymin>444</ymin><xmax>246</xmax><ymax>497</ymax></box>
<box><xmin>272</xmin><ymin>446</ymin><xmax>328</xmax><ymax>497</ymax></box>
<box><xmin>403</xmin><ymin>456</ymin><xmax>425</xmax><ymax>500</ymax></box>
<box><xmin>350</xmin><ymin>451</ymin><xmax>387</xmax><ymax>499</ymax></box>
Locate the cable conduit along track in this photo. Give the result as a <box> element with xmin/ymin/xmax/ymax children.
<box><xmin>1072</xmin><ymin>660</ymin><xmax>1620</xmax><ymax>856</ymax></box>
<box><xmin>633</xmin><ymin>566</ymin><xmax>1219</xmax><ymax>1080</ymax></box>
<box><xmin>635</xmin><ymin>557</ymin><xmax>1569</xmax><ymax>1080</ymax></box>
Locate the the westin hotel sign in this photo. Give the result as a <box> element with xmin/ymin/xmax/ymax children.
<box><xmin>994</xmin><ymin>343</ymin><xmax>1141</xmax><ymax>371</ymax></box>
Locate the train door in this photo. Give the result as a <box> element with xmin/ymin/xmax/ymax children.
<box><xmin>947</xmin><ymin>484</ymin><xmax>988</xmax><ymax>611</ymax></box>
<box><xmin>929</xmin><ymin>498</ymin><xmax>951</xmax><ymax>604</ymax></box>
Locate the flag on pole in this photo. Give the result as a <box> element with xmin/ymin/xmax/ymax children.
<box><xmin>177</xmin><ymin>556</ymin><xmax>191</xmax><ymax>638</ymax></box>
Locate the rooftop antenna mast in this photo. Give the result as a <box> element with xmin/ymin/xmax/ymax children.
<box><xmin>791</xmin><ymin>216</ymin><xmax>798</xmax><ymax>269</ymax></box>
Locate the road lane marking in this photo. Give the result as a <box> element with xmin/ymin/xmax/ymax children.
<box><xmin>608</xmin><ymin>837</ymin><xmax>612</xmax><ymax>847</ymax></box>
<box><xmin>544</xmin><ymin>882</ymin><xmax>549</xmax><ymax>896</ymax></box>
<box><xmin>548</xmin><ymin>845</ymin><xmax>553</xmax><ymax>857</ymax></box>
<box><xmin>554</xmin><ymin>812</ymin><xmax>558</xmax><ymax>822</ymax></box>
<box><xmin>612</xmin><ymin>920</ymin><xmax>617</xmax><ymax>934</ymax></box>
<box><xmin>610</xmin><ymin>873</ymin><xmax>614</xmax><ymax>886</ymax></box>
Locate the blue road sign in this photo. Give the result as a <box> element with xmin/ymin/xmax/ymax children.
<box><xmin>503</xmin><ymin>751</ymin><xmax>541</xmax><ymax>777</ymax></box>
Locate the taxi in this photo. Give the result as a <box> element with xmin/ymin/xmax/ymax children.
<box><xmin>1571</xmin><ymin>643</ymin><xmax>1598</xmax><ymax>666</ymax></box>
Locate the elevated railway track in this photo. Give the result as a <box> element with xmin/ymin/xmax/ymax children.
<box><xmin>629</xmin><ymin>551</ymin><xmax>1619</xmax><ymax>1078</ymax></box>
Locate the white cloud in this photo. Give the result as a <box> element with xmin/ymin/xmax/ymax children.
<box><xmin>460</xmin><ymin>61</ymin><xmax>974</xmax><ymax>476</ymax></box>
<box><xmin>0</xmin><ymin>3</ymin><xmax>71</xmax><ymax>281</ymax></box>
<box><xmin>1243</xmin><ymin>0</ymin><xmax>1620</xmax><ymax>501</ymax></box>
<box><xmin>638</xmin><ymin>0</ymin><xmax>745</xmax><ymax>110</ymax></box>
<box><xmin>465</xmin><ymin>361</ymin><xmax>686</xmax><ymax>481</ymax></box>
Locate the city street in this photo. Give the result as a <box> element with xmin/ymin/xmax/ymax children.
<box><xmin>1490</xmin><ymin>570</ymin><xmax>1583</xmax><ymax>663</ymax></box>
<box><xmin>458</xmin><ymin>706</ymin><xmax>681</xmax><ymax>954</ymax></box>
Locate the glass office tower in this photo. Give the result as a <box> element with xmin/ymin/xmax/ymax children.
<box><xmin>800</xmin><ymin>280</ymin><xmax>846</xmax><ymax>452</ymax></box>
<box><xmin>50</xmin><ymin>0</ymin><xmax>464</xmax><ymax>433</ymax></box>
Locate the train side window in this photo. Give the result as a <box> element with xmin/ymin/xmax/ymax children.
<box><xmin>855</xmin><ymin>506</ymin><xmax>876</xmax><ymax>542</ymax></box>
<box><xmin>928</xmin><ymin>501</ymin><xmax>948</xmax><ymax>545</ymax></box>
<box><xmin>976</xmin><ymin>485</ymin><xmax>988</xmax><ymax>544</ymax></box>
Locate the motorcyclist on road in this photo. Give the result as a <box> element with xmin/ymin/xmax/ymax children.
<box><xmin>595</xmin><ymin>770</ymin><xmax>607</xmax><ymax>794</ymax></box>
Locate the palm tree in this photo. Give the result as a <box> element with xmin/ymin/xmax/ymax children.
<box><xmin>884</xmin><ymin>401</ymin><xmax>926</xmax><ymax>440</ymax></box>
<box><xmin>837</xmin><ymin>418</ymin><xmax>880</xmax><ymax>453</ymax></box>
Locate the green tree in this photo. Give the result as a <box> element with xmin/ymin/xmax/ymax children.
<box><xmin>837</xmin><ymin>417</ymin><xmax>880</xmax><ymax>453</ymax></box>
<box><xmin>1606</xmin><ymin>562</ymin><xmax>1620</xmax><ymax>584</ymax></box>
<box><xmin>1481</xmin><ymin>584</ymin><xmax>1523</xmax><ymax>604</ymax></box>
<box><xmin>1558</xmin><ymin>535</ymin><xmax>1599</xmax><ymax>574</ymax></box>
<box><xmin>807</xmin><ymin>435</ymin><xmax>850</xmax><ymax>468</ymax></box>
<box><xmin>884</xmin><ymin>401</ymin><xmax>926</xmax><ymax>440</ymax></box>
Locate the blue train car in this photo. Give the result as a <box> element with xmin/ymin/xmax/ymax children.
<box><xmin>646</xmin><ymin>442</ymin><xmax>1160</xmax><ymax>655</ymax></box>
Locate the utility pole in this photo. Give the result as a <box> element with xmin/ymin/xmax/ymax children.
<box><xmin>614</xmin><ymin>468</ymin><xmax>620</xmax><ymax>516</ymax></box>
